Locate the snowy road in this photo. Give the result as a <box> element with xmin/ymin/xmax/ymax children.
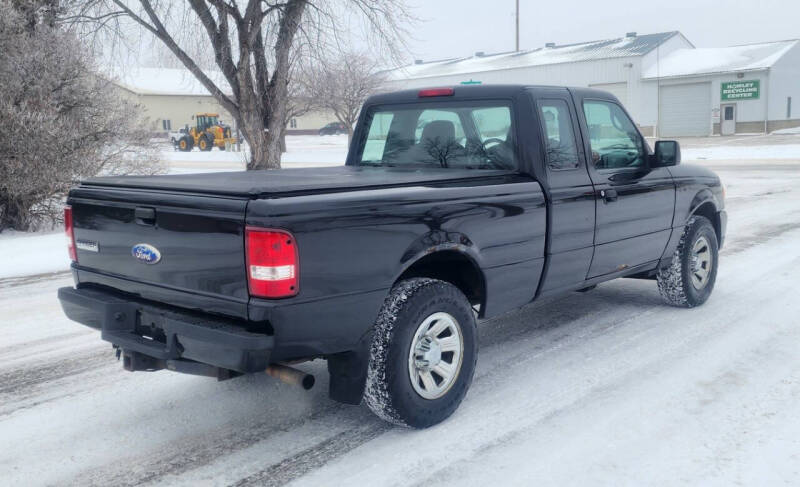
<box><xmin>2</xmin><ymin>160</ymin><xmax>800</xmax><ymax>486</ymax></box>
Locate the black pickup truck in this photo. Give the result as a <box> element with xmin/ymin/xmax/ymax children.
<box><xmin>59</xmin><ymin>85</ymin><xmax>726</xmax><ymax>428</ymax></box>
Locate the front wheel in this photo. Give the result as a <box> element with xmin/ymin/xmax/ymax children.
<box><xmin>364</xmin><ymin>278</ymin><xmax>477</xmax><ymax>428</ymax></box>
<box><xmin>177</xmin><ymin>135</ymin><xmax>193</xmax><ymax>152</ymax></box>
<box><xmin>657</xmin><ymin>215</ymin><xmax>719</xmax><ymax>307</ymax></box>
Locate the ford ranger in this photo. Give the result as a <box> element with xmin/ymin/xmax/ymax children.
<box><xmin>58</xmin><ymin>85</ymin><xmax>726</xmax><ymax>428</ymax></box>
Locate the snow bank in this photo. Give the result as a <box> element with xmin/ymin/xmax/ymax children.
<box><xmin>0</xmin><ymin>231</ymin><xmax>70</xmax><ymax>279</ymax></box>
<box><xmin>771</xmin><ymin>126</ymin><xmax>800</xmax><ymax>135</ymax></box>
<box><xmin>161</xmin><ymin>134</ymin><xmax>348</xmax><ymax>173</ymax></box>
<box><xmin>683</xmin><ymin>144</ymin><xmax>800</xmax><ymax>161</ymax></box>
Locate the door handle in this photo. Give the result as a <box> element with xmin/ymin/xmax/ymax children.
<box><xmin>599</xmin><ymin>189</ymin><xmax>618</xmax><ymax>202</ymax></box>
<box><xmin>135</xmin><ymin>207</ymin><xmax>156</xmax><ymax>226</ymax></box>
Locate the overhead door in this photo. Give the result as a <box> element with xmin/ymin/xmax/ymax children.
<box><xmin>658</xmin><ymin>83</ymin><xmax>711</xmax><ymax>137</ymax></box>
<box><xmin>589</xmin><ymin>82</ymin><xmax>628</xmax><ymax>107</ymax></box>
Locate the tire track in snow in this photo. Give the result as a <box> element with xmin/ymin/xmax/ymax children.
<box><xmin>719</xmin><ymin>221</ymin><xmax>800</xmax><ymax>256</ymax></box>
<box><xmin>0</xmin><ymin>330</ymin><xmax>89</xmax><ymax>358</ymax></box>
<box><xmin>0</xmin><ymin>347</ymin><xmax>116</xmax><ymax>416</ymax></box>
<box><xmin>73</xmin><ymin>403</ymin><xmax>351</xmax><ymax>487</ymax></box>
<box><xmin>0</xmin><ymin>270</ymin><xmax>70</xmax><ymax>289</ymax></box>
<box><xmin>0</xmin><ymin>347</ymin><xmax>112</xmax><ymax>396</ymax></box>
<box><xmin>231</xmin><ymin>421</ymin><xmax>393</xmax><ymax>487</ymax></box>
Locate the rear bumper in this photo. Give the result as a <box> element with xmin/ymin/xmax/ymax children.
<box><xmin>58</xmin><ymin>286</ymin><xmax>273</xmax><ymax>373</ymax></box>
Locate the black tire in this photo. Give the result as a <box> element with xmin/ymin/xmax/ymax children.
<box><xmin>657</xmin><ymin>215</ymin><xmax>719</xmax><ymax>307</ymax></box>
<box><xmin>364</xmin><ymin>278</ymin><xmax>477</xmax><ymax>428</ymax></box>
<box><xmin>199</xmin><ymin>135</ymin><xmax>213</xmax><ymax>151</ymax></box>
<box><xmin>177</xmin><ymin>135</ymin><xmax>193</xmax><ymax>152</ymax></box>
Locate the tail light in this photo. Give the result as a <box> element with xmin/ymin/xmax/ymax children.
<box><xmin>64</xmin><ymin>205</ymin><xmax>77</xmax><ymax>262</ymax></box>
<box><xmin>245</xmin><ymin>227</ymin><xmax>298</xmax><ymax>298</ymax></box>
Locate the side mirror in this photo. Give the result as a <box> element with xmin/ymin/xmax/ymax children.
<box><xmin>653</xmin><ymin>140</ymin><xmax>681</xmax><ymax>167</ymax></box>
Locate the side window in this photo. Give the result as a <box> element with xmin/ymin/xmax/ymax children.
<box><xmin>538</xmin><ymin>100</ymin><xmax>579</xmax><ymax>170</ymax></box>
<box><xmin>582</xmin><ymin>100</ymin><xmax>645</xmax><ymax>169</ymax></box>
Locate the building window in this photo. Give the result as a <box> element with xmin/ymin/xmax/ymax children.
<box><xmin>788</xmin><ymin>97</ymin><xmax>792</xmax><ymax>119</ymax></box>
<box><xmin>724</xmin><ymin>106</ymin><xmax>734</xmax><ymax>121</ymax></box>
<box><xmin>162</xmin><ymin>119</ymin><xmax>171</xmax><ymax>130</ymax></box>
<box><xmin>289</xmin><ymin>118</ymin><xmax>297</xmax><ymax>128</ymax></box>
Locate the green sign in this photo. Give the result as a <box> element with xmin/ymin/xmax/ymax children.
<box><xmin>721</xmin><ymin>80</ymin><xmax>760</xmax><ymax>100</ymax></box>
<box><xmin>460</xmin><ymin>79</ymin><xmax>482</xmax><ymax>85</ymax></box>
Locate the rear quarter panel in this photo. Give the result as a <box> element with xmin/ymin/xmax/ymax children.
<box><xmin>246</xmin><ymin>175</ymin><xmax>546</xmax><ymax>355</ymax></box>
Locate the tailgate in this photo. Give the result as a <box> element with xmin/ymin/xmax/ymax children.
<box><xmin>68</xmin><ymin>185</ymin><xmax>249</xmax><ymax>319</ymax></box>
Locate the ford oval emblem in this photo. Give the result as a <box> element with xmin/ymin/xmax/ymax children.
<box><xmin>131</xmin><ymin>243</ymin><xmax>161</xmax><ymax>264</ymax></box>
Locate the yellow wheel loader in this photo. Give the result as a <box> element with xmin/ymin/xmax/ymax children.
<box><xmin>176</xmin><ymin>113</ymin><xmax>237</xmax><ymax>152</ymax></box>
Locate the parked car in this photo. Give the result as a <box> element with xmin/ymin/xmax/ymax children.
<box><xmin>318</xmin><ymin>121</ymin><xmax>346</xmax><ymax>136</ymax></box>
<box><xmin>58</xmin><ymin>85</ymin><xmax>726</xmax><ymax>428</ymax></box>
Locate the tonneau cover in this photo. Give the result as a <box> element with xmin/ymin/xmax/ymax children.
<box><xmin>82</xmin><ymin>166</ymin><xmax>515</xmax><ymax>197</ymax></box>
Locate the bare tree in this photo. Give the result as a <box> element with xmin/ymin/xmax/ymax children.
<box><xmin>66</xmin><ymin>0</ymin><xmax>412</xmax><ymax>170</ymax></box>
<box><xmin>0</xmin><ymin>1</ymin><xmax>159</xmax><ymax>231</ymax></box>
<box><xmin>308</xmin><ymin>52</ymin><xmax>385</xmax><ymax>143</ymax></box>
<box><xmin>278</xmin><ymin>59</ymin><xmax>317</xmax><ymax>152</ymax></box>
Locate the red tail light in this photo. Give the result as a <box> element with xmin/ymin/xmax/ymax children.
<box><xmin>418</xmin><ymin>87</ymin><xmax>454</xmax><ymax>97</ymax></box>
<box><xmin>245</xmin><ymin>227</ymin><xmax>299</xmax><ymax>298</ymax></box>
<box><xmin>65</xmin><ymin>205</ymin><xmax>77</xmax><ymax>262</ymax></box>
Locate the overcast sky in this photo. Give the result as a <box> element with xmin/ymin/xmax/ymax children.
<box><xmin>404</xmin><ymin>0</ymin><xmax>800</xmax><ymax>62</ymax></box>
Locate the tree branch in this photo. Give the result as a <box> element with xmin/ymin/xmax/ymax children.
<box><xmin>114</xmin><ymin>0</ymin><xmax>239</xmax><ymax>116</ymax></box>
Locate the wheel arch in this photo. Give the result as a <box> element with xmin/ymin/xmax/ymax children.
<box><xmin>395</xmin><ymin>248</ymin><xmax>486</xmax><ymax>317</ymax></box>
<box><xmin>688</xmin><ymin>197</ymin><xmax>722</xmax><ymax>246</ymax></box>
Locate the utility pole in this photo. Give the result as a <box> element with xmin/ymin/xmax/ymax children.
<box><xmin>515</xmin><ymin>0</ymin><xmax>520</xmax><ymax>51</ymax></box>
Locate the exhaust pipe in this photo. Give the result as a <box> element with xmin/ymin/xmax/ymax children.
<box><xmin>265</xmin><ymin>364</ymin><xmax>315</xmax><ymax>390</ymax></box>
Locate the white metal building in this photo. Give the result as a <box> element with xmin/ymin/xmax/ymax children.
<box><xmin>642</xmin><ymin>40</ymin><xmax>800</xmax><ymax>136</ymax></box>
<box><xmin>385</xmin><ymin>32</ymin><xmax>800</xmax><ymax>137</ymax></box>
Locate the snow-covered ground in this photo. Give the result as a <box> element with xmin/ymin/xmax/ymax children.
<box><xmin>162</xmin><ymin>134</ymin><xmax>348</xmax><ymax>173</ymax></box>
<box><xmin>0</xmin><ymin>231</ymin><xmax>70</xmax><ymax>280</ymax></box>
<box><xmin>1</xmin><ymin>137</ymin><xmax>800</xmax><ymax>486</ymax></box>
<box><xmin>682</xmin><ymin>144</ymin><xmax>800</xmax><ymax>161</ymax></box>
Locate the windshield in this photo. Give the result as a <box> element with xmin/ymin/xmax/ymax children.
<box><xmin>355</xmin><ymin>102</ymin><xmax>517</xmax><ymax>170</ymax></box>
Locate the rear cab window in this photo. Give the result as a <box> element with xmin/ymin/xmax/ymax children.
<box><xmin>355</xmin><ymin>101</ymin><xmax>517</xmax><ymax>170</ymax></box>
<box><xmin>537</xmin><ymin>99</ymin><xmax>580</xmax><ymax>170</ymax></box>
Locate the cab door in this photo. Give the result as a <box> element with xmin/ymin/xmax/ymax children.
<box><xmin>575</xmin><ymin>96</ymin><xmax>675</xmax><ymax>277</ymax></box>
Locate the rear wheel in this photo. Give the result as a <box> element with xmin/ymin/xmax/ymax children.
<box><xmin>364</xmin><ymin>278</ymin><xmax>477</xmax><ymax>428</ymax></box>
<box><xmin>177</xmin><ymin>135</ymin><xmax>193</xmax><ymax>152</ymax></box>
<box><xmin>657</xmin><ymin>215</ymin><xmax>719</xmax><ymax>307</ymax></box>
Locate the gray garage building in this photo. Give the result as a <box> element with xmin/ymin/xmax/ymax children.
<box><xmin>385</xmin><ymin>32</ymin><xmax>800</xmax><ymax>137</ymax></box>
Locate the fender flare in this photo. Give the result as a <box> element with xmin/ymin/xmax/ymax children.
<box><xmin>394</xmin><ymin>231</ymin><xmax>484</xmax><ymax>283</ymax></box>
<box><xmin>684</xmin><ymin>189</ymin><xmax>719</xmax><ymax>224</ymax></box>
